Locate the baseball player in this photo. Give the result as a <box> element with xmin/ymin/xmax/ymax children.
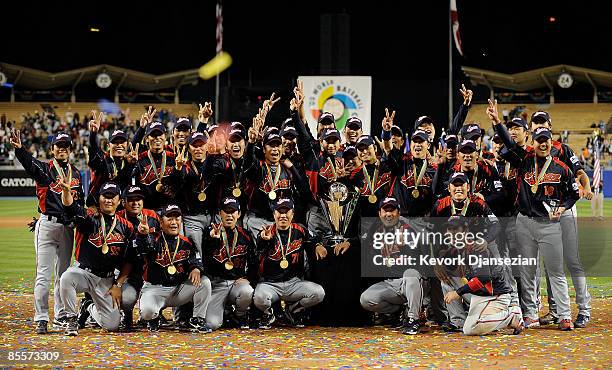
<box><xmin>439</xmin><ymin>216</ymin><xmax>523</xmax><ymax>336</ymax></box>
<box><xmin>136</xmin><ymin>204</ymin><xmax>212</xmax><ymax>333</ymax></box>
<box><xmin>58</xmin><ymin>181</ymin><xmax>135</xmax><ymax>336</ymax></box>
<box><xmin>132</xmin><ymin>121</ymin><xmax>184</xmax><ymax>211</ymax></box>
<box><xmin>529</xmin><ymin>111</ymin><xmax>593</xmax><ymax>328</ymax></box>
<box><xmin>115</xmin><ymin>185</ymin><xmax>161</xmax><ymax>331</ymax></box>
<box><xmin>488</xmin><ymin>100</ymin><xmax>580</xmax><ymax>331</ymax></box>
<box><xmin>343</xmin><ymin>117</ymin><xmax>363</xmax><ymax>146</ymax></box>
<box><xmin>202</xmin><ymin>198</ymin><xmax>257</xmax><ymax>330</ymax></box>
<box><xmin>10</xmin><ymin>130</ymin><xmax>84</xmax><ymax>334</ymax></box>
<box><xmin>360</xmin><ymin>197</ymin><xmax>427</xmax><ymax>335</ymax></box>
<box><xmin>253</xmin><ymin>198</ymin><xmax>327</xmax><ymax>329</ymax></box>
<box><xmin>87</xmin><ymin>112</ymin><xmax>135</xmax><ymax>206</ymax></box>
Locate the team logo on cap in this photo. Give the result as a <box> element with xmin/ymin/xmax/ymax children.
<box><xmin>466</xmin><ymin>125</ymin><xmax>479</xmax><ymax>132</ymax></box>
<box><xmin>151</xmin><ymin>122</ymin><xmax>162</xmax><ymax>128</ymax></box>
<box><xmin>103</xmin><ymin>183</ymin><xmax>117</xmax><ymax>190</ymax></box>
<box><xmin>229</xmin><ymin>129</ymin><xmax>242</xmax><ymax>136</ymax></box>
<box><xmin>128</xmin><ymin>186</ymin><xmax>141</xmax><ymax>192</ymax></box>
<box><xmin>277</xmin><ymin>198</ymin><xmax>290</xmax><ymax>205</ymax></box>
<box><xmin>460</xmin><ymin>139</ymin><xmax>473</xmax><ymax>146</ymax></box>
<box><xmin>57</xmin><ymin>133</ymin><xmax>69</xmax><ymax>140</ymax></box>
<box><xmin>112</xmin><ymin>129</ymin><xmax>124</xmax><ymax>136</ymax></box>
<box><xmin>166</xmin><ymin>204</ymin><xmax>180</xmax><ymax>211</ymax></box>
<box><xmin>224</xmin><ymin>198</ymin><xmax>235</xmax><ymax>205</ymax></box>
<box><xmin>178</xmin><ymin>117</ymin><xmax>189</xmax><ymax>123</ymax></box>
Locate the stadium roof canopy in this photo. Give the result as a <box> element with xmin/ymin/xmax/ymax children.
<box><xmin>461</xmin><ymin>64</ymin><xmax>612</xmax><ymax>103</ymax></box>
<box><xmin>0</xmin><ymin>62</ymin><xmax>200</xmax><ymax>91</ymax></box>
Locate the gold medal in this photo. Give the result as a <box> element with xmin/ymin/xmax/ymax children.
<box><xmin>156</xmin><ymin>183</ymin><xmax>163</xmax><ymax>192</ymax></box>
<box><xmin>102</xmin><ymin>243</ymin><xmax>109</xmax><ymax>254</ymax></box>
<box><xmin>167</xmin><ymin>265</ymin><xmax>177</xmax><ymax>274</ymax></box>
<box><xmin>460</xmin><ymin>277</ymin><xmax>469</xmax><ymax>285</ymax></box>
<box><xmin>224</xmin><ymin>261</ymin><xmax>234</xmax><ymax>270</ymax></box>
<box><xmin>412</xmin><ymin>189</ymin><xmax>419</xmax><ymax>198</ymax></box>
<box><xmin>531</xmin><ymin>184</ymin><xmax>538</xmax><ymax>194</ymax></box>
<box><xmin>279</xmin><ymin>259</ymin><xmax>289</xmax><ymax>269</ymax></box>
<box><xmin>368</xmin><ymin>194</ymin><xmax>377</xmax><ymax>204</ymax></box>
<box><xmin>232</xmin><ymin>188</ymin><xmax>242</xmax><ymax>197</ymax></box>
<box><xmin>198</xmin><ymin>192</ymin><xmax>207</xmax><ymax>202</ymax></box>
<box><xmin>269</xmin><ymin>190</ymin><xmax>277</xmax><ymax>200</ymax></box>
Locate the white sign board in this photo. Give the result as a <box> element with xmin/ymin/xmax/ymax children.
<box><xmin>298</xmin><ymin>76</ymin><xmax>372</xmax><ymax>134</ymax></box>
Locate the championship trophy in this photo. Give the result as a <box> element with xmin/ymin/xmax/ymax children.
<box><xmin>319</xmin><ymin>182</ymin><xmax>360</xmax><ymax>245</ymax></box>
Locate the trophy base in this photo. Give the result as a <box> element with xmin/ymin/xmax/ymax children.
<box><xmin>324</xmin><ymin>236</ymin><xmax>346</xmax><ymax>246</ymax></box>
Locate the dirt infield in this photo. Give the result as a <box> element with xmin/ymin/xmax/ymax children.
<box><xmin>0</xmin><ymin>293</ymin><xmax>610</xmax><ymax>368</ymax></box>
<box><xmin>0</xmin><ymin>217</ymin><xmax>32</xmax><ymax>229</ymax></box>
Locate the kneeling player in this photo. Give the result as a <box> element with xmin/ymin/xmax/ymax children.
<box><xmin>136</xmin><ymin>204</ymin><xmax>212</xmax><ymax>332</ymax></box>
<box><xmin>253</xmin><ymin>198</ymin><xmax>326</xmax><ymax>329</ymax></box>
<box><xmin>440</xmin><ymin>216</ymin><xmax>523</xmax><ymax>336</ymax></box>
<box><xmin>360</xmin><ymin>197</ymin><xmax>427</xmax><ymax>335</ymax></box>
<box><xmin>203</xmin><ymin>198</ymin><xmax>257</xmax><ymax>330</ymax></box>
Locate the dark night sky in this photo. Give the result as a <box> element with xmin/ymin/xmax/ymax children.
<box><xmin>2</xmin><ymin>0</ymin><xmax>611</xmax><ymax>78</ymax></box>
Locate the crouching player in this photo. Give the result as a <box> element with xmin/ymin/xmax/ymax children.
<box><xmin>439</xmin><ymin>216</ymin><xmax>523</xmax><ymax>336</ymax></box>
<box><xmin>136</xmin><ymin>204</ymin><xmax>213</xmax><ymax>333</ymax></box>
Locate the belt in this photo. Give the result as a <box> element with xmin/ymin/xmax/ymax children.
<box><xmin>79</xmin><ymin>265</ymin><xmax>115</xmax><ymax>279</ymax></box>
<box><xmin>42</xmin><ymin>214</ymin><xmax>65</xmax><ymax>223</ymax></box>
<box><xmin>519</xmin><ymin>213</ymin><xmax>557</xmax><ymax>224</ymax></box>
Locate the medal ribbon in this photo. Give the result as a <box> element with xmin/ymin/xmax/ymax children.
<box><xmin>221</xmin><ymin>226</ymin><xmax>239</xmax><ymax>261</ymax></box>
<box><xmin>470</xmin><ymin>166</ymin><xmax>479</xmax><ymax>194</ymax></box>
<box><xmin>504</xmin><ymin>162</ymin><xmax>510</xmax><ymax>179</ymax></box>
<box><xmin>326</xmin><ymin>157</ymin><xmax>338</xmax><ymax>181</ymax></box>
<box><xmin>451</xmin><ymin>198</ymin><xmax>471</xmax><ymax>216</ymax></box>
<box><xmin>162</xmin><ymin>234</ymin><xmax>180</xmax><ymax>267</ymax></box>
<box><xmin>109</xmin><ymin>158</ymin><xmax>125</xmax><ymax>179</ymax></box>
<box><xmin>52</xmin><ymin>160</ymin><xmax>68</xmax><ymax>182</ymax></box>
<box><xmin>100</xmin><ymin>215</ymin><xmax>118</xmax><ymax>247</ymax></box>
<box><xmin>275</xmin><ymin>226</ymin><xmax>292</xmax><ymax>261</ymax></box>
<box><xmin>534</xmin><ymin>156</ymin><xmax>553</xmax><ymax>189</ymax></box>
<box><xmin>147</xmin><ymin>150</ymin><xmax>167</xmax><ymax>184</ymax></box>
<box><xmin>265</xmin><ymin>163</ymin><xmax>282</xmax><ymax>192</ymax></box>
<box><xmin>362</xmin><ymin>165</ymin><xmax>379</xmax><ymax>195</ymax></box>
<box><xmin>412</xmin><ymin>159</ymin><xmax>427</xmax><ymax>190</ymax></box>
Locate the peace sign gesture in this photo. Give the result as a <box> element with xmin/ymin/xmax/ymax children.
<box><xmin>260</xmin><ymin>225</ymin><xmax>274</xmax><ymax>240</ymax></box>
<box><xmin>262</xmin><ymin>92</ymin><xmax>281</xmax><ymax>114</ymax></box>
<box><xmin>381</xmin><ymin>108</ymin><xmax>395</xmax><ymax>132</ymax></box>
<box><xmin>9</xmin><ymin>129</ymin><xmax>22</xmax><ymax>149</ymax></box>
<box><xmin>198</xmin><ymin>102</ymin><xmax>213</xmax><ymax>123</ymax></box>
<box><xmin>89</xmin><ymin>110</ymin><xmax>104</xmax><ymax>133</ymax></box>
<box><xmin>140</xmin><ymin>106</ymin><xmax>157</xmax><ymax>129</ymax></box>
<box><xmin>460</xmin><ymin>84</ymin><xmax>473</xmax><ymax>106</ymax></box>
<box><xmin>137</xmin><ymin>214</ymin><xmax>150</xmax><ymax>235</ymax></box>
<box><xmin>174</xmin><ymin>146</ymin><xmax>187</xmax><ymax>170</ymax></box>
<box><xmin>291</xmin><ymin>80</ymin><xmax>305</xmax><ymax>110</ymax></box>
<box><xmin>210</xmin><ymin>223</ymin><xmax>222</xmax><ymax>239</ymax></box>
<box><xmin>127</xmin><ymin>142</ymin><xmax>140</xmax><ymax>164</ymax></box>
<box><xmin>486</xmin><ymin>99</ymin><xmax>501</xmax><ymax>124</ymax></box>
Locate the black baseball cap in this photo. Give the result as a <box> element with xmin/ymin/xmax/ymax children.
<box><xmin>280</xmin><ymin>125</ymin><xmax>298</xmax><ymax>139</ymax></box>
<box><xmin>343</xmin><ymin>145</ymin><xmax>357</xmax><ymax>159</ymax></box>
<box><xmin>174</xmin><ymin>117</ymin><xmax>192</xmax><ymax>131</ymax></box>
<box><xmin>189</xmin><ymin>131</ymin><xmax>208</xmax><ymax>145</ymax></box>
<box><xmin>531</xmin><ymin>111</ymin><xmax>552</xmax><ymax>124</ymax></box>
<box><xmin>391</xmin><ymin>125</ymin><xmax>403</xmax><ymax>137</ymax></box>
<box><xmin>124</xmin><ymin>185</ymin><xmax>146</xmax><ymax>200</ymax></box>
<box><xmin>444</xmin><ymin>134</ymin><xmax>458</xmax><ymax>146</ymax></box>
<box><xmin>321</xmin><ymin>128</ymin><xmax>341</xmax><ymax>141</ymax></box>
<box><xmin>380</xmin><ymin>196</ymin><xmax>400</xmax><ymax>210</ymax></box>
<box><xmin>318</xmin><ymin>112</ymin><xmax>335</xmax><ymax>124</ymax></box>
<box><xmin>109</xmin><ymin>129</ymin><xmax>128</xmax><ymax>143</ymax></box>
<box><xmin>356</xmin><ymin>135</ymin><xmax>375</xmax><ymax>148</ymax></box>
<box><xmin>161</xmin><ymin>204</ymin><xmax>182</xmax><ymax>217</ymax></box>
<box><xmin>411</xmin><ymin>130</ymin><xmax>429</xmax><ymax>142</ymax></box>
<box><xmin>99</xmin><ymin>182</ymin><xmax>120</xmax><ymax>197</ymax></box>
<box><xmin>449</xmin><ymin>172</ymin><xmax>469</xmax><ymax>185</ymax></box>
<box><xmin>532</xmin><ymin>127</ymin><xmax>552</xmax><ymax>141</ymax></box>
<box><xmin>460</xmin><ymin>124</ymin><xmax>482</xmax><ymax>140</ymax></box>
<box><xmin>445</xmin><ymin>215</ymin><xmax>468</xmax><ymax>228</ymax></box>
<box><xmin>492</xmin><ymin>134</ymin><xmax>503</xmax><ymax>144</ymax></box>
<box><xmin>207</xmin><ymin>124</ymin><xmax>219</xmax><ymax>135</ymax></box>
<box><xmin>52</xmin><ymin>132</ymin><xmax>72</xmax><ymax>146</ymax></box>
<box><xmin>273</xmin><ymin>198</ymin><xmax>294</xmax><ymax>211</ymax></box>
<box><xmin>458</xmin><ymin>139</ymin><xmax>477</xmax><ymax>153</ymax></box>
<box><xmin>220</xmin><ymin>197</ymin><xmax>241</xmax><ymax>212</ymax></box>
<box><xmin>263</xmin><ymin>130</ymin><xmax>282</xmax><ymax>146</ymax></box>
<box><xmin>414</xmin><ymin>116</ymin><xmax>433</xmax><ymax>130</ymax></box>
<box><xmin>346</xmin><ymin>117</ymin><xmax>363</xmax><ymax>130</ymax></box>
<box><xmin>228</xmin><ymin>128</ymin><xmax>245</xmax><ymax>142</ymax></box>
<box><xmin>145</xmin><ymin>122</ymin><xmax>165</xmax><ymax>136</ymax></box>
<box><xmin>231</xmin><ymin>121</ymin><xmax>246</xmax><ymax>134</ymax></box>
<box><xmin>507</xmin><ymin>117</ymin><xmax>528</xmax><ymax>130</ymax></box>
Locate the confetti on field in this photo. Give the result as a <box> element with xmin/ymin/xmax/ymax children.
<box><xmin>0</xmin><ymin>292</ymin><xmax>610</xmax><ymax>368</ymax></box>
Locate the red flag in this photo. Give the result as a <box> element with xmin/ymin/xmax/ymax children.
<box><xmin>451</xmin><ymin>0</ymin><xmax>464</xmax><ymax>56</ymax></box>
<box><xmin>216</xmin><ymin>2</ymin><xmax>223</xmax><ymax>54</ymax></box>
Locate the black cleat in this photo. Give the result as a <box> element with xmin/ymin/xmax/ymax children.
<box><xmin>77</xmin><ymin>298</ymin><xmax>93</xmax><ymax>329</ymax></box>
<box><xmin>399</xmin><ymin>317</ymin><xmax>421</xmax><ymax>335</ymax></box>
<box><xmin>65</xmin><ymin>317</ymin><xmax>79</xmax><ymax>336</ymax></box>
<box><xmin>440</xmin><ymin>321</ymin><xmax>462</xmax><ymax>333</ymax></box>
<box><xmin>147</xmin><ymin>317</ymin><xmax>160</xmax><ymax>332</ymax></box>
<box><xmin>159</xmin><ymin>313</ymin><xmax>172</xmax><ymax>328</ymax></box>
<box><xmin>574</xmin><ymin>314</ymin><xmax>590</xmax><ymax>328</ymax></box>
<box><xmin>120</xmin><ymin>310</ymin><xmax>133</xmax><ymax>332</ymax></box>
<box><xmin>35</xmin><ymin>320</ymin><xmax>48</xmax><ymax>334</ymax></box>
<box><xmin>52</xmin><ymin>317</ymin><xmax>69</xmax><ymax>330</ymax></box>
<box><xmin>258</xmin><ymin>308</ymin><xmax>276</xmax><ymax>329</ymax></box>
<box><xmin>189</xmin><ymin>317</ymin><xmax>213</xmax><ymax>333</ymax></box>
<box><xmin>539</xmin><ymin>312</ymin><xmax>559</xmax><ymax>325</ymax></box>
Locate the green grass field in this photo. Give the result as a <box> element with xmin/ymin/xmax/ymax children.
<box><xmin>0</xmin><ymin>198</ymin><xmax>611</xmax><ymax>295</ymax></box>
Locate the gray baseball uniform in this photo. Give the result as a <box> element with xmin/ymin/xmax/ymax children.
<box><xmin>206</xmin><ymin>279</ymin><xmax>254</xmax><ymax>330</ymax></box>
<box><xmin>139</xmin><ymin>279</ymin><xmax>211</xmax><ymax>321</ymax></box>
<box><xmin>360</xmin><ymin>269</ymin><xmax>424</xmax><ymax>320</ymax></box>
<box><xmin>254</xmin><ymin>277</ymin><xmax>325</xmax><ymax>313</ymax></box>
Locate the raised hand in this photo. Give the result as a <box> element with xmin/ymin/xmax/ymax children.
<box><xmin>486</xmin><ymin>99</ymin><xmax>501</xmax><ymax>124</ymax></box>
<box><xmin>436</xmin><ymin>143</ymin><xmax>446</xmax><ymax>165</ymax></box>
<box><xmin>127</xmin><ymin>143</ymin><xmax>139</xmax><ymax>164</ymax></box>
<box><xmin>89</xmin><ymin>110</ymin><xmax>104</xmax><ymax>132</ymax></box>
<box><xmin>260</xmin><ymin>225</ymin><xmax>273</xmax><ymax>241</ymax></box>
<box><xmin>263</xmin><ymin>92</ymin><xmax>281</xmax><ymax>114</ymax></box>
<box><xmin>198</xmin><ymin>102</ymin><xmax>213</xmax><ymax>123</ymax></box>
<box><xmin>9</xmin><ymin>129</ymin><xmax>22</xmax><ymax>149</ymax></box>
<box><xmin>210</xmin><ymin>223</ymin><xmax>222</xmax><ymax>239</ymax></box>
<box><xmin>375</xmin><ymin>136</ymin><xmax>392</xmax><ymax>155</ymax></box>
<box><xmin>137</xmin><ymin>214</ymin><xmax>150</xmax><ymax>235</ymax></box>
<box><xmin>140</xmin><ymin>106</ymin><xmax>157</xmax><ymax>128</ymax></box>
<box><xmin>174</xmin><ymin>146</ymin><xmax>187</xmax><ymax>170</ymax></box>
<box><xmin>381</xmin><ymin>108</ymin><xmax>395</xmax><ymax>132</ymax></box>
<box><xmin>460</xmin><ymin>84</ymin><xmax>473</xmax><ymax>106</ymax></box>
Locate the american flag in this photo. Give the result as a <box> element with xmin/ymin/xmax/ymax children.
<box><xmin>450</xmin><ymin>0</ymin><xmax>464</xmax><ymax>56</ymax></box>
<box><xmin>594</xmin><ymin>138</ymin><xmax>602</xmax><ymax>192</ymax></box>
<box><xmin>216</xmin><ymin>1</ymin><xmax>223</xmax><ymax>54</ymax></box>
